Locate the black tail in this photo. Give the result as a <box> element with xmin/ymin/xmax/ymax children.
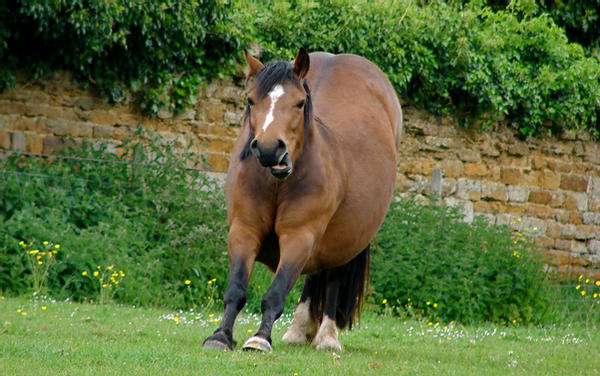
<box><xmin>306</xmin><ymin>246</ymin><xmax>370</xmax><ymax>330</ymax></box>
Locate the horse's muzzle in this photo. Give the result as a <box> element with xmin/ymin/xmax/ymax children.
<box><xmin>250</xmin><ymin>138</ymin><xmax>292</xmax><ymax>179</ymax></box>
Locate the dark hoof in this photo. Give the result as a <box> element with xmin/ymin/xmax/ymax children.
<box><xmin>203</xmin><ymin>332</ymin><xmax>233</xmax><ymax>351</ymax></box>
<box><xmin>203</xmin><ymin>339</ymin><xmax>230</xmax><ymax>351</ymax></box>
<box><xmin>242</xmin><ymin>336</ymin><xmax>273</xmax><ymax>352</ymax></box>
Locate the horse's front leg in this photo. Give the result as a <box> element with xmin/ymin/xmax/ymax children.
<box><xmin>203</xmin><ymin>224</ymin><xmax>260</xmax><ymax>350</ymax></box>
<box><xmin>242</xmin><ymin>229</ymin><xmax>315</xmax><ymax>352</ymax></box>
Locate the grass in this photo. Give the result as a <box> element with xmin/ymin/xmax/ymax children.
<box><xmin>1</xmin><ymin>296</ymin><xmax>598</xmax><ymax>375</ymax></box>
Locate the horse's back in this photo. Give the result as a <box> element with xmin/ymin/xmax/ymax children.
<box><xmin>306</xmin><ymin>52</ymin><xmax>402</xmax><ymax>150</ymax></box>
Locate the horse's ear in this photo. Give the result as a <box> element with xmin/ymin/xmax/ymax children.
<box><xmin>244</xmin><ymin>49</ymin><xmax>264</xmax><ymax>78</ymax></box>
<box><xmin>293</xmin><ymin>47</ymin><xmax>310</xmax><ymax>80</ymax></box>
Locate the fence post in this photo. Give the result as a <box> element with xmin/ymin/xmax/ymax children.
<box><xmin>430</xmin><ymin>168</ymin><xmax>442</xmax><ymax>203</ymax></box>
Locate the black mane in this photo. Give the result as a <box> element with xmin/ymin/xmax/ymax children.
<box><xmin>240</xmin><ymin>60</ymin><xmax>313</xmax><ymax>161</ymax></box>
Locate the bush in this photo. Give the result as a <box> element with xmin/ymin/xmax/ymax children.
<box><xmin>0</xmin><ymin>0</ymin><xmax>238</xmax><ymax>114</ymax></box>
<box><xmin>371</xmin><ymin>197</ymin><xmax>551</xmax><ymax>324</ymax></box>
<box><xmin>0</xmin><ymin>135</ymin><xmax>303</xmax><ymax>311</ymax></box>
<box><xmin>234</xmin><ymin>0</ymin><xmax>600</xmax><ymax>138</ymax></box>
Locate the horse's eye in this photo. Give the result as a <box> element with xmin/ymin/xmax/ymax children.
<box><xmin>296</xmin><ymin>100</ymin><xmax>305</xmax><ymax>109</ymax></box>
<box><xmin>247</xmin><ymin>98</ymin><xmax>254</xmax><ymax>107</ymax></box>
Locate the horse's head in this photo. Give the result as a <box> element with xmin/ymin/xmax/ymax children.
<box><xmin>243</xmin><ymin>48</ymin><xmax>311</xmax><ymax>180</ymax></box>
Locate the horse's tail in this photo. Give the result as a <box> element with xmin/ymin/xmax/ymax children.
<box><xmin>307</xmin><ymin>246</ymin><xmax>370</xmax><ymax>330</ymax></box>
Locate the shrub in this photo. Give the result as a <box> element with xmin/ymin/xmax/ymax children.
<box><xmin>0</xmin><ymin>135</ymin><xmax>302</xmax><ymax>310</ymax></box>
<box><xmin>371</xmin><ymin>197</ymin><xmax>551</xmax><ymax>324</ymax></box>
<box><xmin>234</xmin><ymin>0</ymin><xmax>600</xmax><ymax>138</ymax></box>
<box><xmin>0</xmin><ymin>0</ymin><xmax>239</xmax><ymax>114</ymax></box>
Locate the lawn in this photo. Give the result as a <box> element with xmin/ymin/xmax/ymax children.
<box><xmin>1</xmin><ymin>296</ymin><xmax>598</xmax><ymax>375</ymax></box>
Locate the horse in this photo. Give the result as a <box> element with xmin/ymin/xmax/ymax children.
<box><xmin>203</xmin><ymin>47</ymin><xmax>402</xmax><ymax>352</ymax></box>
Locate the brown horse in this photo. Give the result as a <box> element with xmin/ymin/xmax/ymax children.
<box><xmin>203</xmin><ymin>48</ymin><xmax>402</xmax><ymax>352</ymax></box>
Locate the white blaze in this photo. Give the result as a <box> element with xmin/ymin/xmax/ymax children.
<box><xmin>262</xmin><ymin>84</ymin><xmax>285</xmax><ymax>131</ymax></box>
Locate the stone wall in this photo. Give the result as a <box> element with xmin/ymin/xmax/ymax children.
<box><xmin>0</xmin><ymin>73</ymin><xmax>599</xmax><ymax>278</ymax></box>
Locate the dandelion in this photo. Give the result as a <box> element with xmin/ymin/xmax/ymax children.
<box><xmin>576</xmin><ymin>285</ymin><xmax>581</xmax><ymax>290</ymax></box>
<box><xmin>581</xmin><ymin>290</ymin><xmax>586</xmax><ymax>296</ymax></box>
<box><xmin>173</xmin><ymin>316</ymin><xmax>179</xmax><ymax>323</ymax></box>
<box><xmin>426</xmin><ymin>301</ymin><xmax>431</xmax><ymax>305</ymax></box>
<box><xmin>209</xmin><ymin>313</ymin><xmax>214</xmax><ymax>318</ymax></box>
<box><xmin>596</xmin><ymin>280</ymin><xmax>600</xmax><ymax>286</ymax></box>
<box><xmin>382</xmin><ymin>299</ymin><xmax>387</xmax><ymax>304</ymax></box>
<box><xmin>578</xmin><ymin>275</ymin><xmax>583</xmax><ymax>281</ymax></box>
<box><xmin>93</xmin><ymin>271</ymin><xmax>99</xmax><ymax>277</ymax></box>
<box><xmin>22</xmin><ymin>311</ymin><xmax>28</xmax><ymax>316</ymax></box>
<box><xmin>428</xmin><ymin>322</ymin><xmax>433</xmax><ymax>326</ymax></box>
<box><xmin>29</xmin><ymin>249</ymin><xmax>39</xmax><ymax>255</ymax></box>
<box><xmin>17</xmin><ymin>308</ymin><xmax>22</xmax><ymax>313</ymax></box>
<box><xmin>43</xmin><ymin>241</ymin><xmax>49</xmax><ymax>246</ymax></box>
<box><xmin>19</xmin><ymin>241</ymin><xmax>26</xmax><ymax>247</ymax></box>
<box><xmin>433</xmin><ymin>303</ymin><xmax>438</xmax><ymax>308</ymax></box>
<box><xmin>185</xmin><ymin>280</ymin><xmax>191</xmax><ymax>285</ymax></box>
<box><xmin>533</xmin><ymin>227</ymin><xmax>538</xmax><ymax>231</ymax></box>
<box><xmin>54</xmin><ymin>244</ymin><xmax>60</xmax><ymax>249</ymax></box>
<box><xmin>517</xmin><ymin>217</ymin><xmax>522</xmax><ymax>222</ymax></box>
<box><xmin>119</xmin><ymin>270</ymin><xmax>125</xmax><ymax>277</ymax></box>
<box><xmin>37</xmin><ymin>261</ymin><xmax>43</xmax><ymax>265</ymax></box>
<box><xmin>593</xmin><ymin>293</ymin><xmax>598</xmax><ymax>299</ymax></box>
<box><xmin>585</xmin><ymin>278</ymin><xmax>590</xmax><ymax>284</ymax></box>
<box><xmin>247</xmin><ymin>329</ymin><xmax>252</xmax><ymax>333</ymax></box>
<box><xmin>107</xmin><ymin>265</ymin><xmax>114</xmax><ymax>271</ymax></box>
<box><xmin>82</xmin><ymin>271</ymin><xmax>87</xmax><ymax>276</ymax></box>
<box><xmin>42</xmin><ymin>306</ymin><xmax>47</xmax><ymax>311</ymax></box>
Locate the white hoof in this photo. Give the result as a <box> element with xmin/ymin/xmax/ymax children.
<box><xmin>242</xmin><ymin>336</ymin><xmax>272</xmax><ymax>353</ymax></box>
<box><xmin>312</xmin><ymin>316</ymin><xmax>343</xmax><ymax>352</ymax></box>
<box><xmin>282</xmin><ymin>299</ymin><xmax>317</xmax><ymax>345</ymax></box>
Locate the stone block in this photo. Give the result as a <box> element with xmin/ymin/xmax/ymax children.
<box><xmin>11</xmin><ymin>132</ymin><xmax>26</xmax><ymax>151</ymax></box>
<box><xmin>540</xmin><ymin>169</ymin><xmax>560</xmax><ymax>190</ymax></box>
<box><xmin>507</xmin><ymin>186</ymin><xmax>529</xmax><ymax>203</ymax></box>
<box><xmin>507</xmin><ymin>142</ymin><xmax>528</xmax><ymax>157</ymax></box>
<box><xmin>441</xmin><ymin>159</ymin><xmax>463</xmax><ymax>178</ymax></box>
<box><xmin>456</xmin><ymin>149</ymin><xmax>480</xmax><ymax>162</ymax></box>
<box><xmin>574</xmin><ymin>225</ymin><xmax>599</xmax><ymax>240</ymax></box>
<box><xmin>560</xmin><ymin>174</ymin><xmax>588</xmax><ymax>192</ymax></box>
<box><xmin>534</xmin><ymin>236</ymin><xmax>554</xmax><ymax>248</ymax></box>
<box><xmin>481</xmin><ymin>182</ymin><xmax>507</xmax><ymax>202</ymax></box>
<box><xmin>464</xmin><ymin>162</ymin><xmax>487</xmax><ymax>177</ymax></box>
<box><xmin>88</xmin><ymin>110</ymin><xmax>120</xmax><ymax>125</ymax></box>
<box><xmin>43</xmin><ymin>135</ymin><xmax>75</xmax><ymax>154</ymax></box>
<box><xmin>202</xmin><ymin>151</ymin><xmax>230</xmax><ymax>171</ymax></box>
<box><xmin>589</xmin><ymin>239</ymin><xmax>600</xmax><ymax>254</ymax></box>
<box><xmin>546</xmin><ymin>158</ymin><xmax>572</xmax><ymax>173</ymax></box>
<box><xmin>583</xmin><ymin>212</ymin><xmax>600</xmax><ymax>225</ymax></box>
<box><xmin>444</xmin><ymin>198</ymin><xmax>474</xmax><ymax>223</ymax></box>
<box><xmin>563</xmin><ymin>192</ymin><xmax>588</xmax><ymax>212</ymax></box>
<box><xmin>456</xmin><ymin>178</ymin><xmax>481</xmax><ymax>200</ymax></box>
<box><xmin>224</xmin><ymin>111</ymin><xmax>242</xmax><ymax>126</ymax></box>
<box><xmin>25</xmin><ymin>133</ymin><xmax>43</xmax><ymax>154</ymax></box>
<box><xmin>500</xmin><ymin>168</ymin><xmax>523</xmax><ymax>185</ymax></box>
<box><xmin>549</xmin><ymin>192</ymin><xmax>565</xmax><ymax>208</ymax></box>
<box><xmin>556</xmin><ymin>212</ymin><xmax>583</xmax><ymax>225</ymax></box>
<box><xmin>0</xmin><ymin>129</ymin><xmax>10</xmax><ymax>149</ymax></box>
<box><xmin>528</xmin><ymin>191</ymin><xmax>552</xmax><ymax>205</ymax></box>
<box><xmin>530</xmin><ymin>152</ymin><xmax>546</xmax><ymax>169</ymax></box>
<box><xmin>46</xmin><ymin>119</ymin><xmax>69</xmax><ymax>136</ymax></box>
<box><xmin>93</xmin><ymin>125</ymin><xmax>113</xmax><ymax>139</ymax></box>
<box><xmin>589</xmin><ymin>194</ymin><xmax>600</xmax><ymax>211</ymax></box>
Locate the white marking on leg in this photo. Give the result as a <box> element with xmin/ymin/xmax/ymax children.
<box><xmin>312</xmin><ymin>316</ymin><xmax>343</xmax><ymax>352</ymax></box>
<box><xmin>282</xmin><ymin>299</ymin><xmax>318</xmax><ymax>345</ymax></box>
<box><xmin>262</xmin><ymin>84</ymin><xmax>285</xmax><ymax>132</ymax></box>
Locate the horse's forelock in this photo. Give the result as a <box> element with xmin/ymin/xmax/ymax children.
<box><xmin>255</xmin><ymin>61</ymin><xmax>298</xmax><ymax>98</ymax></box>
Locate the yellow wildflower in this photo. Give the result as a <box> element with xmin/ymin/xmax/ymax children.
<box><xmin>37</xmin><ymin>261</ymin><xmax>43</xmax><ymax>265</ymax></box>
<box><xmin>82</xmin><ymin>271</ymin><xmax>87</xmax><ymax>276</ymax></box>
<box><xmin>93</xmin><ymin>271</ymin><xmax>99</xmax><ymax>277</ymax></box>
<box><xmin>29</xmin><ymin>250</ymin><xmax>39</xmax><ymax>255</ymax></box>
<box><xmin>581</xmin><ymin>290</ymin><xmax>586</xmax><ymax>296</ymax></box>
<box><xmin>585</xmin><ymin>278</ymin><xmax>590</xmax><ymax>284</ymax></box>
<box><xmin>578</xmin><ymin>275</ymin><xmax>583</xmax><ymax>281</ymax></box>
<box><xmin>576</xmin><ymin>284</ymin><xmax>581</xmax><ymax>290</ymax></box>
<box><xmin>22</xmin><ymin>311</ymin><xmax>28</xmax><ymax>316</ymax></box>
<box><xmin>247</xmin><ymin>329</ymin><xmax>252</xmax><ymax>333</ymax></box>
<box><xmin>185</xmin><ymin>280</ymin><xmax>191</xmax><ymax>285</ymax></box>
<box><xmin>107</xmin><ymin>265</ymin><xmax>114</xmax><ymax>271</ymax></box>
<box><xmin>595</xmin><ymin>280</ymin><xmax>600</xmax><ymax>286</ymax></box>
<box><xmin>42</xmin><ymin>306</ymin><xmax>47</xmax><ymax>311</ymax></box>
<box><xmin>382</xmin><ymin>299</ymin><xmax>387</xmax><ymax>304</ymax></box>
<box><xmin>54</xmin><ymin>244</ymin><xmax>60</xmax><ymax>249</ymax></box>
<box><xmin>209</xmin><ymin>313</ymin><xmax>214</xmax><ymax>318</ymax></box>
<box><xmin>433</xmin><ymin>303</ymin><xmax>438</xmax><ymax>308</ymax></box>
<box><xmin>173</xmin><ymin>316</ymin><xmax>179</xmax><ymax>323</ymax></box>
<box><xmin>43</xmin><ymin>241</ymin><xmax>49</xmax><ymax>246</ymax></box>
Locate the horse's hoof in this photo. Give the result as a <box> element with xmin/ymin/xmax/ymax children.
<box><xmin>282</xmin><ymin>328</ymin><xmax>309</xmax><ymax>345</ymax></box>
<box><xmin>314</xmin><ymin>339</ymin><xmax>343</xmax><ymax>353</ymax></box>
<box><xmin>203</xmin><ymin>335</ymin><xmax>232</xmax><ymax>351</ymax></box>
<box><xmin>242</xmin><ymin>336</ymin><xmax>273</xmax><ymax>352</ymax></box>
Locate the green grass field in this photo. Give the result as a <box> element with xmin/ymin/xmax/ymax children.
<box><xmin>1</xmin><ymin>296</ymin><xmax>598</xmax><ymax>375</ymax></box>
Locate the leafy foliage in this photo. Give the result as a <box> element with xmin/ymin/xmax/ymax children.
<box><xmin>371</xmin><ymin>197</ymin><xmax>551</xmax><ymax>324</ymax></box>
<box><xmin>0</xmin><ymin>0</ymin><xmax>238</xmax><ymax>114</ymax></box>
<box><xmin>234</xmin><ymin>0</ymin><xmax>600</xmax><ymax>138</ymax></box>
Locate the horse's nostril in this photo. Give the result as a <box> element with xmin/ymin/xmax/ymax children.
<box><xmin>277</xmin><ymin>139</ymin><xmax>286</xmax><ymax>152</ymax></box>
<box><xmin>250</xmin><ymin>139</ymin><xmax>258</xmax><ymax>150</ymax></box>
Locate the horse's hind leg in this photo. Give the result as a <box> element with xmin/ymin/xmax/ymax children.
<box><xmin>312</xmin><ymin>271</ymin><xmax>343</xmax><ymax>352</ymax></box>
<box><xmin>282</xmin><ymin>274</ymin><xmax>320</xmax><ymax>345</ymax></box>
